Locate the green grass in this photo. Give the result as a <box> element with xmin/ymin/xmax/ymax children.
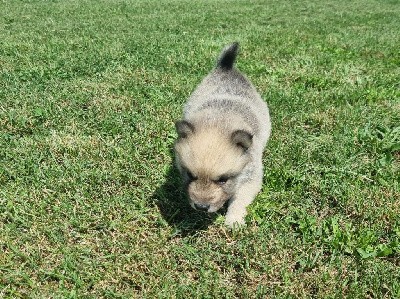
<box><xmin>1</xmin><ymin>0</ymin><xmax>399</xmax><ymax>297</ymax></box>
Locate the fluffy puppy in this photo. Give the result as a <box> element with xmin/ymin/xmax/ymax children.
<box><xmin>174</xmin><ymin>42</ymin><xmax>271</xmax><ymax>226</ymax></box>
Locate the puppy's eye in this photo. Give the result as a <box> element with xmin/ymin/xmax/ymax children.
<box><xmin>215</xmin><ymin>176</ymin><xmax>229</xmax><ymax>185</ymax></box>
<box><xmin>186</xmin><ymin>170</ymin><xmax>197</xmax><ymax>181</ymax></box>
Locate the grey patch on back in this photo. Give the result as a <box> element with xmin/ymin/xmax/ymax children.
<box><xmin>196</xmin><ymin>98</ymin><xmax>260</xmax><ymax>134</ymax></box>
<box><xmin>183</xmin><ymin>64</ymin><xmax>270</xmax><ymax>144</ymax></box>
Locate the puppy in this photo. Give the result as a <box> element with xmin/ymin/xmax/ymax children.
<box><xmin>174</xmin><ymin>42</ymin><xmax>271</xmax><ymax>227</ymax></box>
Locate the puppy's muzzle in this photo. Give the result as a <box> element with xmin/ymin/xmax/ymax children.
<box><xmin>194</xmin><ymin>203</ymin><xmax>210</xmax><ymax>212</ymax></box>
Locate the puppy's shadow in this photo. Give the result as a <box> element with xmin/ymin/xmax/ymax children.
<box><xmin>151</xmin><ymin>149</ymin><xmax>217</xmax><ymax>236</ymax></box>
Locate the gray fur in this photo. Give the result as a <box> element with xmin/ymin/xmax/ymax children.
<box><xmin>175</xmin><ymin>43</ymin><xmax>271</xmax><ymax>227</ymax></box>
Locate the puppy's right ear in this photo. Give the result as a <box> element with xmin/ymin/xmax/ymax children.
<box><xmin>175</xmin><ymin>120</ymin><xmax>195</xmax><ymax>138</ymax></box>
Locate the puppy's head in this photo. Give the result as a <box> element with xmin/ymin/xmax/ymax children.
<box><xmin>174</xmin><ymin>120</ymin><xmax>252</xmax><ymax>213</ymax></box>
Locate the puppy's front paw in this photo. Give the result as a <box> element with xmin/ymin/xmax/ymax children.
<box><xmin>224</xmin><ymin>211</ymin><xmax>246</xmax><ymax>228</ymax></box>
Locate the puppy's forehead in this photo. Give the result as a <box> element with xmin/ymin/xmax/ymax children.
<box><xmin>177</xmin><ymin>128</ymin><xmax>247</xmax><ymax>176</ymax></box>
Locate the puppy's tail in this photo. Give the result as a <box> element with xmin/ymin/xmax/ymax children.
<box><xmin>217</xmin><ymin>42</ymin><xmax>239</xmax><ymax>71</ymax></box>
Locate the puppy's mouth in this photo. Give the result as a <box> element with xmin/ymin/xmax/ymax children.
<box><xmin>189</xmin><ymin>200</ymin><xmax>229</xmax><ymax>213</ymax></box>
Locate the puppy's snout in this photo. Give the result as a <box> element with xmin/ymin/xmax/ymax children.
<box><xmin>194</xmin><ymin>203</ymin><xmax>210</xmax><ymax>212</ymax></box>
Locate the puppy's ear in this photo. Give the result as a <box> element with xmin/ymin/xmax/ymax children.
<box><xmin>231</xmin><ymin>130</ymin><xmax>253</xmax><ymax>151</ymax></box>
<box><xmin>175</xmin><ymin>120</ymin><xmax>195</xmax><ymax>138</ymax></box>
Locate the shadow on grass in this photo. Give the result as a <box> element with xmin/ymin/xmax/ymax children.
<box><xmin>150</xmin><ymin>149</ymin><xmax>218</xmax><ymax>237</ymax></box>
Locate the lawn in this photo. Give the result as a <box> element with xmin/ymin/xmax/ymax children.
<box><xmin>1</xmin><ymin>0</ymin><xmax>399</xmax><ymax>297</ymax></box>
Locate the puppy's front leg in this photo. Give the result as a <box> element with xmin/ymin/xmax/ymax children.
<box><xmin>225</xmin><ymin>177</ymin><xmax>262</xmax><ymax>227</ymax></box>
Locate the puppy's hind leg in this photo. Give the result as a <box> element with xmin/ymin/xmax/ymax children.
<box><xmin>225</xmin><ymin>176</ymin><xmax>263</xmax><ymax>227</ymax></box>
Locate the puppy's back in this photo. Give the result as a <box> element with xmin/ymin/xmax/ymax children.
<box><xmin>183</xmin><ymin>43</ymin><xmax>271</xmax><ymax>146</ymax></box>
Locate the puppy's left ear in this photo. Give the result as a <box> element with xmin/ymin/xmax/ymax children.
<box><xmin>231</xmin><ymin>130</ymin><xmax>253</xmax><ymax>151</ymax></box>
<box><xmin>175</xmin><ymin>120</ymin><xmax>195</xmax><ymax>138</ymax></box>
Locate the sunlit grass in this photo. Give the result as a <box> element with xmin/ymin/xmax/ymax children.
<box><xmin>1</xmin><ymin>0</ymin><xmax>399</xmax><ymax>297</ymax></box>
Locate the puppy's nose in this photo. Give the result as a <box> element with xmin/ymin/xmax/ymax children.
<box><xmin>194</xmin><ymin>203</ymin><xmax>210</xmax><ymax>212</ymax></box>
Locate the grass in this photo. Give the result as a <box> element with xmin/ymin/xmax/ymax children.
<box><xmin>0</xmin><ymin>0</ymin><xmax>399</xmax><ymax>297</ymax></box>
